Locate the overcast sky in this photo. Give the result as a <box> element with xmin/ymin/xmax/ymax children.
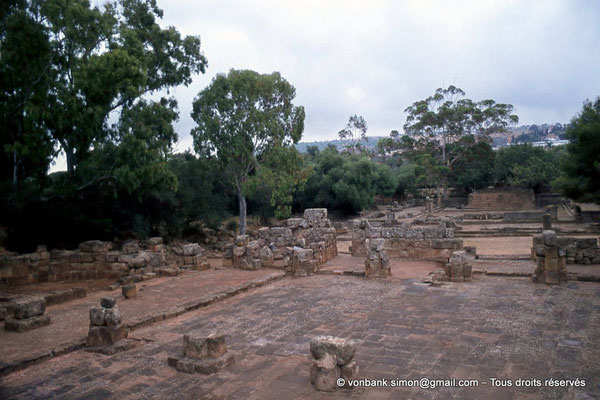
<box><xmin>52</xmin><ymin>0</ymin><xmax>599</xmax><ymax>169</ymax></box>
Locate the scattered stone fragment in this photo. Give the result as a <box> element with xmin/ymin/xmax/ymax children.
<box><xmin>309</xmin><ymin>335</ymin><xmax>358</xmax><ymax>391</ymax></box>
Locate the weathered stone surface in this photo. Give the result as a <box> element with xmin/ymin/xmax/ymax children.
<box><xmin>310</xmin><ymin>364</ymin><xmax>341</xmax><ymax>392</ymax></box>
<box><xmin>79</xmin><ymin>240</ymin><xmax>112</xmax><ymax>253</ymax></box>
<box><xmin>5</xmin><ymin>315</ymin><xmax>51</xmax><ymax>332</ymax></box>
<box><xmin>13</xmin><ymin>297</ymin><xmax>45</xmax><ymax>319</ymax></box>
<box><xmin>174</xmin><ymin>353</ymin><xmax>235</xmax><ymax>375</ymax></box>
<box><xmin>304</xmin><ymin>208</ymin><xmax>327</xmax><ymax>221</ymax></box>
<box><xmin>207</xmin><ymin>334</ymin><xmax>227</xmax><ymax>358</ymax></box>
<box><xmin>235</xmin><ymin>235</ymin><xmax>249</xmax><ymax>246</ymax></box>
<box><xmin>183</xmin><ymin>334</ymin><xmax>208</xmax><ymax>359</ymax></box>
<box><xmin>100</xmin><ymin>297</ymin><xmax>116</xmax><ymax>308</ymax></box>
<box><xmin>105</xmin><ymin>308</ymin><xmax>122</xmax><ymax>327</ymax></box>
<box><xmin>542</xmin><ymin>230</ymin><xmax>556</xmax><ymax>246</ymax></box>
<box><xmin>341</xmin><ymin>361</ymin><xmax>360</xmax><ymax>385</ymax></box>
<box><xmin>89</xmin><ymin>307</ymin><xmax>106</xmax><ymax>326</ymax></box>
<box><xmin>122</xmin><ymin>284</ymin><xmax>137</xmax><ymax>299</ymax></box>
<box><xmin>147</xmin><ymin>237</ymin><xmax>163</xmax><ymax>246</ymax></box>
<box><xmin>121</xmin><ymin>240</ymin><xmax>140</xmax><ymax>253</ymax></box>
<box><xmin>182</xmin><ymin>243</ymin><xmax>202</xmax><ymax>256</ymax></box>
<box><xmin>0</xmin><ymin>307</ymin><xmax>7</xmax><ymax>321</ymax></box>
<box><xmin>310</xmin><ymin>336</ymin><xmax>356</xmax><ymax>366</ymax></box>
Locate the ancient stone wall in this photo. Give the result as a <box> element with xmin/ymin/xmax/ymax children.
<box><xmin>532</xmin><ymin>235</ymin><xmax>600</xmax><ymax>265</ymax></box>
<box><xmin>350</xmin><ymin>220</ymin><xmax>463</xmax><ymax>262</ymax></box>
<box><xmin>0</xmin><ymin>238</ymin><xmax>209</xmax><ymax>286</ymax></box>
<box><xmin>466</xmin><ymin>189</ymin><xmax>535</xmax><ymax>211</ymax></box>
<box><xmin>223</xmin><ymin>208</ymin><xmax>337</xmax><ymax>275</ymax></box>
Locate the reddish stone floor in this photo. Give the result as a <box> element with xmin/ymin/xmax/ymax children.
<box><xmin>0</xmin><ymin>267</ymin><xmax>284</xmax><ymax>365</ymax></box>
<box><xmin>1</xmin><ymin>271</ymin><xmax>599</xmax><ymax>399</ymax></box>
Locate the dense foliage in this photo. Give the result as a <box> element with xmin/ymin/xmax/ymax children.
<box><xmin>554</xmin><ymin>98</ymin><xmax>600</xmax><ymax>203</ymax></box>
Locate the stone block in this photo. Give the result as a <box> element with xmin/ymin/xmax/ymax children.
<box><xmin>310</xmin><ymin>336</ymin><xmax>356</xmax><ymax>366</ymax></box>
<box><xmin>5</xmin><ymin>315</ymin><xmax>51</xmax><ymax>332</ymax></box>
<box><xmin>148</xmin><ymin>237</ymin><xmax>163</xmax><ymax>246</ymax></box>
<box><xmin>182</xmin><ymin>243</ymin><xmax>202</xmax><ymax>256</ymax></box>
<box><xmin>310</xmin><ymin>364</ymin><xmax>341</xmax><ymax>392</ymax></box>
<box><xmin>542</xmin><ymin>230</ymin><xmax>556</xmax><ymax>246</ymax></box>
<box><xmin>100</xmin><ymin>297</ymin><xmax>116</xmax><ymax>308</ymax></box>
<box><xmin>13</xmin><ymin>297</ymin><xmax>45</xmax><ymax>319</ymax></box>
<box><xmin>89</xmin><ymin>307</ymin><xmax>106</xmax><ymax>326</ymax></box>
<box><xmin>122</xmin><ymin>284</ymin><xmax>137</xmax><ymax>299</ymax></box>
<box><xmin>235</xmin><ymin>235</ymin><xmax>249</xmax><ymax>246</ymax></box>
<box><xmin>304</xmin><ymin>208</ymin><xmax>328</xmax><ymax>221</ymax></box>
<box><xmin>207</xmin><ymin>334</ymin><xmax>227</xmax><ymax>358</ymax></box>
<box><xmin>183</xmin><ymin>334</ymin><xmax>208</xmax><ymax>359</ymax></box>
<box><xmin>122</xmin><ymin>240</ymin><xmax>140</xmax><ymax>253</ymax></box>
<box><xmin>105</xmin><ymin>308</ymin><xmax>122</xmax><ymax>327</ymax></box>
<box><xmin>79</xmin><ymin>240</ymin><xmax>112</xmax><ymax>253</ymax></box>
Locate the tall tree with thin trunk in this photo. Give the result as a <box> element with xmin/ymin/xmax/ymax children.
<box><xmin>191</xmin><ymin>69</ymin><xmax>305</xmax><ymax>234</ymax></box>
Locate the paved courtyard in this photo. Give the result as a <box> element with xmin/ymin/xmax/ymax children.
<box><xmin>1</xmin><ymin>271</ymin><xmax>599</xmax><ymax>399</ymax></box>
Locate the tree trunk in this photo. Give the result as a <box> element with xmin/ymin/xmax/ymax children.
<box><xmin>12</xmin><ymin>149</ymin><xmax>18</xmax><ymax>187</ymax></box>
<box><xmin>237</xmin><ymin>190</ymin><xmax>247</xmax><ymax>235</ymax></box>
<box><xmin>65</xmin><ymin>146</ymin><xmax>75</xmax><ymax>176</ymax></box>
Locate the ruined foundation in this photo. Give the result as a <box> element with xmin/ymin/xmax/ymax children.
<box><xmin>350</xmin><ymin>219</ymin><xmax>463</xmax><ymax>262</ymax></box>
<box><xmin>168</xmin><ymin>333</ymin><xmax>235</xmax><ymax>374</ymax></box>
<box><xmin>224</xmin><ymin>208</ymin><xmax>337</xmax><ymax>275</ymax></box>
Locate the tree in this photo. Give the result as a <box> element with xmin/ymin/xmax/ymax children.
<box><xmin>447</xmin><ymin>136</ymin><xmax>495</xmax><ymax>193</ymax></box>
<box><xmin>494</xmin><ymin>144</ymin><xmax>561</xmax><ymax>192</ymax></box>
<box><xmin>191</xmin><ymin>69</ymin><xmax>305</xmax><ymax>234</ymax></box>
<box><xmin>0</xmin><ymin>1</ymin><xmax>55</xmax><ymax>188</ymax></box>
<box><xmin>403</xmin><ymin>85</ymin><xmax>518</xmax><ymax>167</ymax></box>
<box><xmin>338</xmin><ymin>115</ymin><xmax>368</xmax><ymax>154</ymax></box>
<box><xmin>554</xmin><ymin>97</ymin><xmax>600</xmax><ymax>203</ymax></box>
<box><xmin>245</xmin><ymin>146</ymin><xmax>311</xmax><ymax>222</ymax></box>
<box><xmin>39</xmin><ymin>0</ymin><xmax>207</xmax><ymax>175</ymax></box>
<box><xmin>297</xmin><ymin>148</ymin><xmax>397</xmax><ymax>215</ymax></box>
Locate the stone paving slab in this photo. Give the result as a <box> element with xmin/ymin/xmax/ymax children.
<box><xmin>0</xmin><ymin>268</ymin><xmax>285</xmax><ymax>372</ymax></box>
<box><xmin>1</xmin><ymin>273</ymin><xmax>598</xmax><ymax>399</ymax></box>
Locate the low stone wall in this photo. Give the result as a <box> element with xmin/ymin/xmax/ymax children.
<box><xmin>0</xmin><ymin>238</ymin><xmax>209</xmax><ymax>286</ymax></box>
<box><xmin>532</xmin><ymin>235</ymin><xmax>600</xmax><ymax>265</ymax></box>
<box><xmin>223</xmin><ymin>208</ymin><xmax>337</xmax><ymax>275</ymax></box>
<box><xmin>350</xmin><ymin>220</ymin><xmax>462</xmax><ymax>262</ymax></box>
<box><xmin>466</xmin><ymin>189</ymin><xmax>535</xmax><ymax>211</ymax></box>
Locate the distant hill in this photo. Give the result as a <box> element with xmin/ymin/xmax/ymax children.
<box><xmin>296</xmin><ymin>137</ymin><xmax>387</xmax><ymax>153</ymax></box>
<box><xmin>296</xmin><ymin>123</ymin><xmax>568</xmax><ymax>152</ymax></box>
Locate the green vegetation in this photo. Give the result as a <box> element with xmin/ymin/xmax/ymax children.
<box><xmin>554</xmin><ymin>98</ymin><xmax>600</xmax><ymax>203</ymax></box>
<box><xmin>190</xmin><ymin>69</ymin><xmax>305</xmax><ymax>234</ymax></box>
<box><xmin>1</xmin><ymin>2</ymin><xmax>598</xmax><ymax>251</ymax></box>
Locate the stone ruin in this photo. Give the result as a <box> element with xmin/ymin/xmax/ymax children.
<box><xmin>532</xmin><ymin>230</ymin><xmax>567</xmax><ymax>285</ymax></box>
<box><xmin>425</xmin><ymin>250</ymin><xmax>474</xmax><ymax>284</ymax></box>
<box><xmin>310</xmin><ymin>335</ymin><xmax>359</xmax><ymax>392</ymax></box>
<box><xmin>531</xmin><ymin>234</ymin><xmax>600</xmax><ymax>266</ymax></box>
<box><xmin>223</xmin><ymin>208</ymin><xmax>337</xmax><ymax>276</ymax></box>
<box><xmin>364</xmin><ymin>239</ymin><xmax>390</xmax><ymax>278</ymax></box>
<box><xmin>4</xmin><ymin>297</ymin><xmax>51</xmax><ymax>332</ymax></box>
<box><xmin>425</xmin><ymin>196</ymin><xmax>434</xmax><ymax>215</ymax></box>
<box><xmin>86</xmin><ymin>297</ymin><xmax>137</xmax><ymax>354</ymax></box>
<box><xmin>350</xmin><ymin>219</ymin><xmax>463</xmax><ymax>263</ymax></box>
<box><xmin>466</xmin><ymin>188</ymin><xmax>536</xmax><ymax>211</ymax></box>
<box><xmin>168</xmin><ymin>333</ymin><xmax>235</xmax><ymax>374</ymax></box>
<box><xmin>0</xmin><ymin>238</ymin><xmax>210</xmax><ymax>287</ymax></box>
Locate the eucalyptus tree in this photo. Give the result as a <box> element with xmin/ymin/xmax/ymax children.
<box><xmin>191</xmin><ymin>69</ymin><xmax>305</xmax><ymax>234</ymax></box>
